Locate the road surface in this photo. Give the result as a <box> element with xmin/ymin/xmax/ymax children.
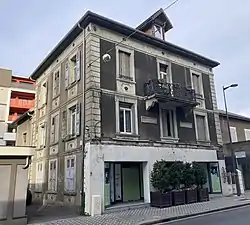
<box><xmin>159</xmin><ymin>205</ymin><xmax>250</xmax><ymax>225</ymax></box>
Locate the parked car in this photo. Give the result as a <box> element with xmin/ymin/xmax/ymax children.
<box><xmin>26</xmin><ymin>189</ymin><xmax>32</xmax><ymax>206</ymax></box>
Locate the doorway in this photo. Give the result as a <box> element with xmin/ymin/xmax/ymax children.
<box><xmin>104</xmin><ymin>162</ymin><xmax>144</xmax><ymax>207</ymax></box>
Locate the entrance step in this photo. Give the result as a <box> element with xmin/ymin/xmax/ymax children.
<box><xmin>105</xmin><ymin>202</ymin><xmax>150</xmax><ymax>214</ymax></box>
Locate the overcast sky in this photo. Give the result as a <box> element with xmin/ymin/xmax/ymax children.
<box><xmin>0</xmin><ymin>0</ymin><xmax>249</xmax><ymax>116</ymax></box>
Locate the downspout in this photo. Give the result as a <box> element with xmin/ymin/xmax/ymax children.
<box><xmin>78</xmin><ymin>23</ymin><xmax>86</xmax><ymax>215</ymax></box>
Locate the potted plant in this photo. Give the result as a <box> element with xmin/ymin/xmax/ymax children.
<box><xmin>169</xmin><ymin>161</ymin><xmax>186</xmax><ymax>206</ymax></box>
<box><xmin>150</xmin><ymin>160</ymin><xmax>172</xmax><ymax>208</ymax></box>
<box><xmin>183</xmin><ymin>163</ymin><xmax>197</xmax><ymax>204</ymax></box>
<box><xmin>193</xmin><ymin>162</ymin><xmax>209</xmax><ymax>202</ymax></box>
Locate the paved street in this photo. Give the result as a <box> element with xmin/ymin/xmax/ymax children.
<box><xmin>28</xmin><ymin>194</ymin><xmax>250</xmax><ymax>225</ymax></box>
<box><xmin>160</xmin><ymin>205</ymin><xmax>250</xmax><ymax>225</ymax></box>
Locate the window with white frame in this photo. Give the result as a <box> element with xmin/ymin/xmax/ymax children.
<box><xmin>244</xmin><ymin>129</ymin><xmax>250</xmax><ymax>141</ymax></box>
<box><xmin>70</xmin><ymin>55</ymin><xmax>77</xmax><ymax>84</ymax></box>
<box><xmin>195</xmin><ymin>114</ymin><xmax>208</xmax><ymax>141</ymax></box>
<box><xmin>53</xmin><ymin>70</ymin><xmax>60</xmax><ymax>98</ymax></box>
<box><xmin>160</xmin><ymin>108</ymin><xmax>176</xmax><ymax>138</ymax></box>
<box><xmin>38</xmin><ymin>81</ymin><xmax>48</xmax><ymax>108</ymax></box>
<box><xmin>48</xmin><ymin>159</ymin><xmax>57</xmax><ymax>191</ymax></box>
<box><xmin>36</xmin><ymin>162</ymin><xmax>43</xmax><ymax>191</ymax></box>
<box><xmin>39</xmin><ymin>123</ymin><xmax>46</xmax><ymax>148</ymax></box>
<box><xmin>118</xmin><ymin>50</ymin><xmax>131</xmax><ymax>80</ymax></box>
<box><xmin>119</xmin><ymin>102</ymin><xmax>133</xmax><ymax>134</ymax></box>
<box><xmin>51</xmin><ymin>114</ymin><xmax>59</xmax><ymax>143</ymax></box>
<box><xmin>159</xmin><ymin>63</ymin><xmax>170</xmax><ymax>82</ymax></box>
<box><xmin>153</xmin><ymin>24</ymin><xmax>164</xmax><ymax>40</ymax></box>
<box><xmin>70</xmin><ymin>105</ymin><xmax>77</xmax><ymax>136</ymax></box>
<box><xmin>192</xmin><ymin>73</ymin><xmax>203</xmax><ymax>97</ymax></box>
<box><xmin>230</xmin><ymin>126</ymin><xmax>238</xmax><ymax>142</ymax></box>
<box><xmin>64</xmin><ymin>156</ymin><xmax>76</xmax><ymax>192</ymax></box>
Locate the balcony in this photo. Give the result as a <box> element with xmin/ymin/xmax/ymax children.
<box><xmin>10</xmin><ymin>98</ymin><xmax>35</xmax><ymax>109</ymax></box>
<box><xmin>3</xmin><ymin>132</ymin><xmax>16</xmax><ymax>141</ymax></box>
<box><xmin>8</xmin><ymin>114</ymin><xmax>19</xmax><ymax>121</ymax></box>
<box><xmin>144</xmin><ymin>79</ymin><xmax>198</xmax><ymax>110</ymax></box>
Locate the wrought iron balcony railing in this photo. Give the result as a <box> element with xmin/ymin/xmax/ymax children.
<box><xmin>144</xmin><ymin>79</ymin><xmax>197</xmax><ymax>103</ymax></box>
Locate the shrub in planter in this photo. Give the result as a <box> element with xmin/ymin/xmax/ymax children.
<box><xmin>169</xmin><ymin>161</ymin><xmax>186</xmax><ymax>206</ymax></box>
<box><xmin>193</xmin><ymin>162</ymin><xmax>209</xmax><ymax>202</ymax></box>
<box><xmin>150</xmin><ymin>160</ymin><xmax>172</xmax><ymax>208</ymax></box>
<box><xmin>183</xmin><ymin>163</ymin><xmax>197</xmax><ymax>204</ymax></box>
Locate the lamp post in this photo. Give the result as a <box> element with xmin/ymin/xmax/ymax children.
<box><xmin>222</xmin><ymin>84</ymin><xmax>241</xmax><ymax>196</ymax></box>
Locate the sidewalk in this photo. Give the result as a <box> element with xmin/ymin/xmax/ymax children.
<box><xmin>28</xmin><ymin>194</ymin><xmax>250</xmax><ymax>225</ymax></box>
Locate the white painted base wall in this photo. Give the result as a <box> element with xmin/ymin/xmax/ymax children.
<box><xmin>84</xmin><ymin>143</ymin><xmax>228</xmax><ymax>215</ymax></box>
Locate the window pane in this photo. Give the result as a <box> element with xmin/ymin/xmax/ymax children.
<box><xmin>125</xmin><ymin>110</ymin><xmax>132</xmax><ymax>133</ymax></box>
<box><xmin>119</xmin><ymin>109</ymin><xmax>124</xmax><ymax>132</ymax></box>
<box><xmin>119</xmin><ymin>51</ymin><xmax>130</xmax><ymax>77</ymax></box>
<box><xmin>71</xmin><ymin>158</ymin><xmax>75</xmax><ymax>168</ymax></box>
<box><xmin>67</xmin><ymin>159</ymin><xmax>70</xmax><ymax>168</ymax></box>
<box><xmin>162</xmin><ymin>109</ymin><xmax>174</xmax><ymax>137</ymax></box>
<box><xmin>196</xmin><ymin>115</ymin><xmax>206</xmax><ymax>140</ymax></box>
<box><xmin>192</xmin><ymin>74</ymin><xmax>200</xmax><ymax>94</ymax></box>
<box><xmin>160</xmin><ymin>64</ymin><xmax>168</xmax><ymax>73</ymax></box>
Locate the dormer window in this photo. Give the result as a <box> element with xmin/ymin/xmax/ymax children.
<box><xmin>153</xmin><ymin>24</ymin><xmax>164</xmax><ymax>40</ymax></box>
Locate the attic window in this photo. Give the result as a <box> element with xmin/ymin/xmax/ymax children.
<box><xmin>153</xmin><ymin>24</ymin><xmax>164</xmax><ymax>40</ymax></box>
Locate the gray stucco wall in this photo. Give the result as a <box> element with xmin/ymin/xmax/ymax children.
<box><xmin>16</xmin><ymin>119</ymin><xmax>33</xmax><ymax>147</ymax></box>
<box><xmin>220</xmin><ymin>115</ymin><xmax>250</xmax><ymax>144</ymax></box>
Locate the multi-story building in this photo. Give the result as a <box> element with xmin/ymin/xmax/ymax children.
<box><xmin>0</xmin><ymin>68</ymin><xmax>35</xmax><ymax>146</ymax></box>
<box><xmin>29</xmin><ymin>9</ymin><xmax>230</xmax><ymax>214</ymax></box>
<box><xmin>219</xmin><ymin>110</ymin><xmax>250</xmax><ymax>190</ymax></box>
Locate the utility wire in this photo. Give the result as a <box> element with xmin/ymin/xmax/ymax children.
<box><xmin>88</xmin><ymin>0</ymin><xmax>180</xmax><ymax>67</ymax></box>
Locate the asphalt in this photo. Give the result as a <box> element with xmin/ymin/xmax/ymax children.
<box><xmin>158</xmin><ymin>205</ymin><xmax>250</xmax><ymax>225</ymax></box>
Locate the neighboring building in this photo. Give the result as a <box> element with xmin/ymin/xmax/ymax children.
<box><xmin>0</xmin><ymin>68</ymin><xmax>35</xmax><ymax>146</ymax></box>
<box><xmin>29</xmin><ymin>9</ymin><xmax>229</xmax><ymax>214</ymax></box>
<box><xmin>219</xmin><ymin>110</ymin><xmax>250</xmax><ymax>189</ymax></box>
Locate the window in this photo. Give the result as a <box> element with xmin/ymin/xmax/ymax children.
<box><xmin>64</xmin><ymin>156</ymin><xmax>76</xmax><ymax>192</ymax></box>
<box><xmin>119</xmin><ymin>103</ymin><xmax>133</xmax><ymax>134</ymax></box>
<box><xmin>70</xmin><ymin>55</ymin><xmax>77</xmax><ymax>83</ymax></box>
<box><xmin>159</xmin><ymin>63</ymin><xmax>170</xmax><ymax>82</ymax></box>
<box><xmin>36</xmin><ymin>162</ymin><xmax>43</xmax><ymax>191</ymax></box>
<box><xmin>192</xmin><ymin>73</ymin><xmax>202</xmax><ymax>97</ymax></box>
<box><xmin>119</xmin><ymin>50</ymin><xmax>131</xmax><ymax>79</ymax></box>
<box><xmin>196</xmin><ymin>115</ymin><xmax>208</xmax><ymax>141</ymax></box>
<box><xmin>244</xmin><ymin>129</ymin><xmax>250</xmax><ymax>141</ymax></box>
<box><xmin>53</xmin><ymin>70</ymin><xmax>60</xmax><ymax>98</ymax></box>
<box><xmin>153</xmin><ymin>24</ymin><xmax>164</xmax><ymax>39</ymax></box>
<box><xmin>160</xmin><ymin>109</ymin><xmax>176</xmax><ymax>138</ymax></box>
<box><xmin>39</xmin><ymin>123</ymin><xmax>46</xmax><ymax>148</ymax></box>
<box><xmin>38</xmin><ymin>81</ymin><xmax>48</xmax><ymax>108</ymax></box>
<box><xmin>230</xmin><ymin>126</ymin><xmax>238</xmax><ymax>142</ymax></box>
<box><xmin>48</xmin><ymin>159</ymin><xmax>57</xmax><ymax>191</ymax></box>
<box><xmin>70</xmin><ymin>106</ymin><xmax>77</xmax><ymax>136</ymax></box>
<box><xmin>51</xmin><ymin>114</ymin><xmax>59</xmax><ymax>143</ymax></box>
<box><xmin>23</xmin><ymin>132</ymin><xmax>27</xmax><ymax>145</ymax></box>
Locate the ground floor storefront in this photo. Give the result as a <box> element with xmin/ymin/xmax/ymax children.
<box><xmin>84</xmin><ymin>143</ymin><xmax>230</xmax><ymax>215</ymax></box>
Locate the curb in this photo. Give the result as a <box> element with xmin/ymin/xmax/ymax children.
<box><xmin>138</xmin><ymin>202</ymin><xmax>250</xmax><ymax>225</ymax></box>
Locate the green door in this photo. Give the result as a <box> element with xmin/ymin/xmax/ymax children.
<box><xmin>122</xmin><ymin>166</ymin><xmax>140</xmax><ymax>202</ymax></box>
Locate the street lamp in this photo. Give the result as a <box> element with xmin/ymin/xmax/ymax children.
<box><xmin>222</xmin><ymin>83</ymin><xmax>241</xmax><ymax>196</ymax></box>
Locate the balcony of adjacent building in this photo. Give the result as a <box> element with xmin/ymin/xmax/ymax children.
<box><xmin>144</xmin><ymin>79</ymin><xmax>199</xmax><ymax>110</ymax></box>
<box><xmin>10</xmin><ymin>98</ymin><xmax>35</xmax><ymax>109</ymax></box>
<box><xmin>8</xmin><ymin>113</ymin><xmax>21</xmax><ymax>122</ymax></box>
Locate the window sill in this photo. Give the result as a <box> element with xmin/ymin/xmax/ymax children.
<box><xmin>117</xmin><ymin>77</ymin><xmax>136</xmax><ymax>84</ymax></box>
<box><xmin>114</xmin><ymin>133</ymin><xmax>140</xmax><ymax>140</ymax></box>
<box><xmin>46</xmin><ymin>190</ymin><xmax>57</xmax><ymax>194</ymax></box>
<box><xmin>49</xmin><ymin>142</ymin><xmax>59</xmax><ymax>147</ymax></box>
<box><xmin>197</xmin><ymin>140</ymin><xmax>211</xmax><ymax>145</ymax></box>
<box><xmin>52</xmin><ymin>93</ymin><xmax>60</xmax><ymax>100</ymax></box>
<box><xmin>160</xmin><ymin>137</ymin><xmax>179</xmax><ymax>143</ymax></box>
<box><xmin>66</xmin><ymin>80</ymin><xmax>77</xmax><ymax>90</ymax></box>
<box><xmin>34</xmin><ymin>190</ymin><xmax>42</xmax><ymax>193</ymax></box>
<box><xmin>64</xmin><ymin>135</ymin><xmax>77</xmax><ymax>142</ymax></box>
<box><xmin>64</xmin><ymin>191</ymin><xmax>77</xmax><ymax>196</ymax></box>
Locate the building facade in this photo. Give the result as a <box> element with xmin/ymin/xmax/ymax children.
<box><xmin>0</xmin><ymin>68</ymin><xmax>35</xmax><ymax>146</ymax></box>
<box><xmin>30</xmin><ymin>9</ymin><xmax>229</xmax><ymax>214</ymax></box>
<box><xmin>219</xmin><ymin>110</ymin><xmax>250</xmax><ymax>190</ymax></box>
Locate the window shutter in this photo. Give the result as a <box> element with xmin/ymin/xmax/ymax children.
<box><xmin>44</xmin><ymin>82</ymin><xmax>48</xmax><ymax>104</ymax></box>
<box><xmin>62</xmin><ymin>110</ymin><xmax>67</xmax><ymax>140</ymax></box>
<box><xmin>51</xmin><ymin>117</ymin><xmax>55</xmax><ymax>143</ymax></box>
<box><xmin>76</xmin><ymin>50</ymin><xmax>81</xmax><ymax>81</ymax></box>
<box><xmin>76</xmin><ymin>103</ymin><xmax>81</xmax><ymax>136</ymax></box>
<box><xmin>65</xmin><ymin>61</ymin><xmax>69</xmax><ymax>88</ymax></box>
<box><xmin>42</xmin><ymin>123</ymin><xmax>46</xmax><ymax>146</ymax></box>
